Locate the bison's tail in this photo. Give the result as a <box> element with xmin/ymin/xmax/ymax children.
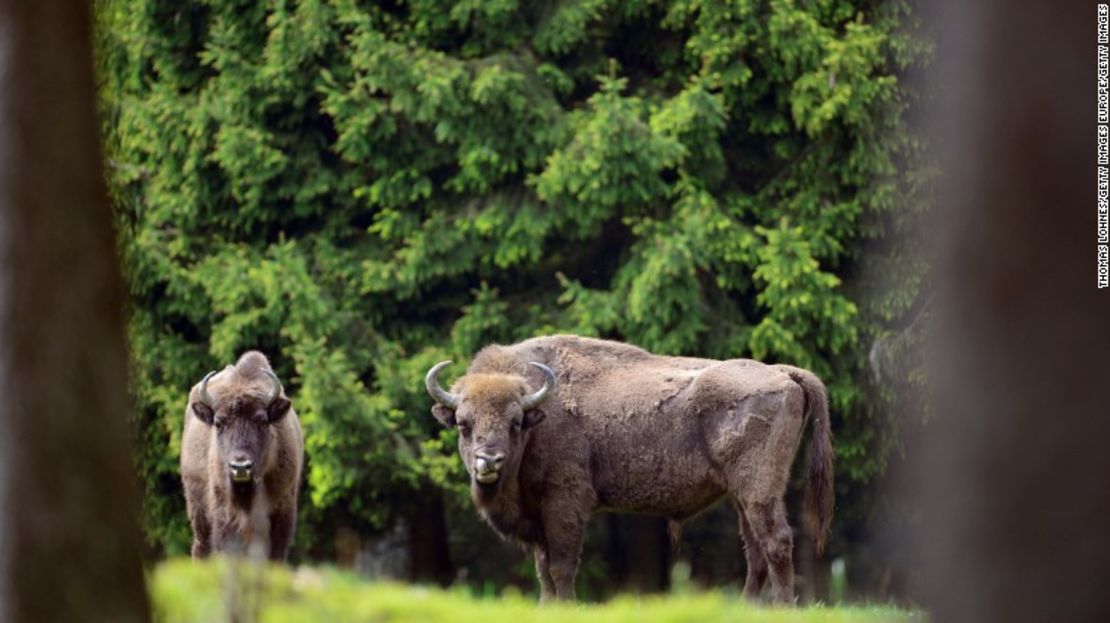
<box><xmin>782</xmin><ymin>366</ymin><xmax>834</xmax><ymax>555</ymax></box>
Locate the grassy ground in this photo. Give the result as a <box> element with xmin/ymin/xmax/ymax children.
<box><xmin>151</xmin><ymin>558</ymin><xmax>921</xmax><ymax>623</ymax></box>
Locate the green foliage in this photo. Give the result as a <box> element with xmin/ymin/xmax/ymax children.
<box><xmin>150</xmin><ymin>558</ymin><xmax>919</xmax><ymax>622</ymax></box>
<box><xmin>98</xmin><ymin>0</ymin><xmax>931</xmax><ymax>567</ymax></box>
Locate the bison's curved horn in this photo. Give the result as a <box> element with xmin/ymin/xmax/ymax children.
<box><xmin>425</xmin><ymin>361</ymin><xmax>459</xmax><ymax>409</ymax></box>
<box><xmin>520</xmin><ymin>362</ymin><xmax>556</xmax><ymax>411</ymax></box>
<box><xmin>198</xmin><ymin>370</ymin><xmax>217</xmax><ymax>407</ymax></box>
<box><xmin>262</xmin><ymin>369</ymin><xmax>283</xmax><ymax>405</ymax></box>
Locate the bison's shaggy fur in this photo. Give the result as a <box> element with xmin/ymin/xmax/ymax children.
<box><xmin>427</xmin><ymin>335</ymin><xmax>833</xmax><ymax>602</ymax></box>
<box><xmin>181</xmin><ymin>351</ymin><xmax>303</xmax><ymax>560</ymax></box>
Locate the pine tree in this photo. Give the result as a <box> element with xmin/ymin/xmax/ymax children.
<box><xmin>99</xmin><ymin>0</ymin><xmax>930</xmax><ymax>593</ymax></box>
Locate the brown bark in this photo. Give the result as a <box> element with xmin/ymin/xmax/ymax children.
<box><xmin>0</xmin><ymin>1</ymin><xmax>150</xmax><ymax>621</ymax></box>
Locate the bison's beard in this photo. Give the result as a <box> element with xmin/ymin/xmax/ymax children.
<box><xmin>230</xmin><ymin>479</ymin><xmax>255</xmax><ymax>510</ymax></box>
<box><xmin>471</xmin><ymin>472</ymin><xmax>506</xmax><ymax>501</ymax></box>
<box><xmin>470</xmin><ymin>471</ymin><xmax>539</xmax><ymax>545</ymax></box>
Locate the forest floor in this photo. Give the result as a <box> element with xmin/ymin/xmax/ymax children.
<box><xmin>151</xmin><ymin>558</ymin><xmax>922</xmax><ymax>623</ymax></box>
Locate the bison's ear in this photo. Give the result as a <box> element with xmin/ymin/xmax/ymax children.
<box><xmin>267</xmin><ymin>397</ymin><xmax>292</xmax><ymax>423</ymax></box>
<box><xmin>522</xmin><ymin>408</ymin><xmax>546</xmax><ymax>430</ymax></box>
<box><xmin>191</xmin><ymin>402</ymin><xmax>215</xmax><ymax>426</ymax></box>
<box><xmin>431</xmin><ymin>404</ymin><xmax>456</xmax><ymax>428</ymax></box>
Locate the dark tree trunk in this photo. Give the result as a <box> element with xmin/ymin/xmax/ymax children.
<box><xmin>622</xmin><ymin>515</ymin><xmax>670</xmax><ymax>593</ymax></box>
<box><xmin>406</xmin><ymin>490</ymin><xmax>455</xmax><ymax>587</ymax></box>
<box><xmin>0</xmin><ymin>1</ymin><xmax>150</xmax><ymax>621</ymax></box>
<box><xmin>603</xmin><ymin>514</ymin><xmax>670</xmax><ymax>593</ymax></box>
<box><xmin>921</xmin><ymin>2</ymin><xmax>1110</xmax><ymax>622</ymax></box>
<box><xmin>795</xmin><ymin>526</ymin><xmax>823</xmax><ymax>602</ymax></box>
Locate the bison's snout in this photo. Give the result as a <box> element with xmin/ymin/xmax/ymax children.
<box><xmin>229</xmin><ymin>458</ymin><xmax>253</xmax><ymax>483</ymax></box>
<box><xmin>474</xmin><ymin>451</ymin><xmax>505</xmax><ymax>484</ymax></box>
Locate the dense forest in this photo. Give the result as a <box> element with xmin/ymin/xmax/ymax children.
<box><xmin>97</xmin><ymin>0</ymin><xmax>931</xmax><ymax>600</ymax></box>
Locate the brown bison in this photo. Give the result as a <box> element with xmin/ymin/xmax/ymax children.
<box><xmin>181</xmin><ymin>351</ymin><xmax>304</xmax><ymax>560</ymax></box>
<box><xmin>424</xmin><ymin>335</ymin><xmax>833</xmax><ymax>602</ymax></box>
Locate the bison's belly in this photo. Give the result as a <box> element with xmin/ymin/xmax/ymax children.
<box><xmin>591</xmin><ymin>436</ymin><xmax>726</xmax><ymax>517</ymax></box>
<box><xmin>577</xmin><ymin>359</ymin><xmax>793</xmax><ymax>516</ymax></box>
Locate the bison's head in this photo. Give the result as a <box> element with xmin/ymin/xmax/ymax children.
<box><xmin>191</xmin><ymin>369</ymin><xmax>291</xmax><ymax>485</ymax></box>
<box><xmin>424</xmin><ymin>361</ymin><xmax>555</xmax><ymax>491</ymax></box>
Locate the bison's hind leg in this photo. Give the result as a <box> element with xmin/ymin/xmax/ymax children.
<box><xmin>735</xmin><ymin>502</ymin><xmax>768</xmax><ymax>599</ymax></box>
<box><xmin>737</xmin><ymin>497</ymin><xmax>795</xmax><ymax>604</ymax></box>
<box><xmin>726</xmin><ymin>384</ymin><xmax>805</xmax><ymax>603</ymax></box>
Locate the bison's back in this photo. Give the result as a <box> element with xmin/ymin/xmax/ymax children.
<box><xmin>511</xmin><ymin>335</ymin><xmax>792</xmax><ymax>419</ymax></box>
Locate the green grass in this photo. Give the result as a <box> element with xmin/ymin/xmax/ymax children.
<box><xmin>151</xmin><ymin>558</ymin><xmax>921</xmax><ymax>623</ymax></box>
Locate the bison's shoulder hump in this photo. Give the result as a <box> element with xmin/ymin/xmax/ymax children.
<box><xmin>235</xmin><ymin>351</ymin><xmax>273</xmax><ymax>376</ymax></box>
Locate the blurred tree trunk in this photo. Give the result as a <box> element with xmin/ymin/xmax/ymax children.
<box><xmin>0</xmin><ymin>1</ymin><xmax>150</xmax><ymax>621</ymax></box>
<box><xmin>795</xmin><ymin>527</ymin><xmax>827</xmax><ymax>602</ymax></box>
<box><xmin>604</xmin><ymin>515</ymin><xmax>669</xmax><ymax>593</ymax></box>
<box><xmin>922</xmin><ymin>2</ymin><xmax>1110</xmax><ymax>622</ymax></box>
<box><xmin>406</xmin><ymin>490</ymin><xmax>455</xmax><ymax>587</ymax></box>
<box><xmin>623</xmin><ymin>516</ymin><xmax>670</xmax><ymax>592</ymax></box>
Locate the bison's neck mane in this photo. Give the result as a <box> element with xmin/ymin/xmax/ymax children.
<box><xmin>230</xmin><ymin>481</ymin><xmax>255</xmax><ymax>511</ymax></box>
<box><xmin>472</xmin><ymin>465</ymin><xmax>541</xmax><ymax>545</ymax></box>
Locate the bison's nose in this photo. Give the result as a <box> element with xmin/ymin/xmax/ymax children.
<box><xmin>474</xmin><ymin>452</ymin><xmax>505</xmax><ymax>484</ymax></box>
<box><xmin>477</xmin><ymin>452</ymin><xmax>504</xmax><ymax>470</ymax></box>
<box><xmin>229</xmin><ymin>459</ymin><xmax>253</xmax><ymax>483</ymax></box>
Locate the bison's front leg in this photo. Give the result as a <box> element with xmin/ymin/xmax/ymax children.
<box><xmin>189</xmin><ymin>515</ymin><xmax>212</xmax><ymax>559</ymax></box>
<box><xmin>184</xmin><ymin>479</ymin><xmax>211</xmax><ymax>558</ymax></box>
<box><xmin>533</xmin><ymin>546</ymin><xmax>556</xmax><ymax>602</ymax></box>
<box><xmin>540</xmin><ymin>495</ymin><xmax>590</xmax><ymax>601</ymax></box>
<box><xmin>268</xmin><ymin>505</ymin><xmax>297</xmax><ymax>561</ymax></box>
<box><xmin>187</xmin><ymin>506</ymin><xmax>212</xmax><ymax>559</ymax></box>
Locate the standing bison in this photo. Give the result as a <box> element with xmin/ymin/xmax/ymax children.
<box><xmin>424</xmin><ymin>335</ymin><xmax>833</xmax><ymax>602</ymax></box>
<box><xmin>181</xmin><ymin>351</ymin><xmax>304</xmax><ymax>560</ymax></box>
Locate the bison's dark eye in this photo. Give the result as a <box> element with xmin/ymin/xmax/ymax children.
<box><xmin>458</xmin><ymin>423</ymin><xmax>472</xmax><ymax>438</ymax></box>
